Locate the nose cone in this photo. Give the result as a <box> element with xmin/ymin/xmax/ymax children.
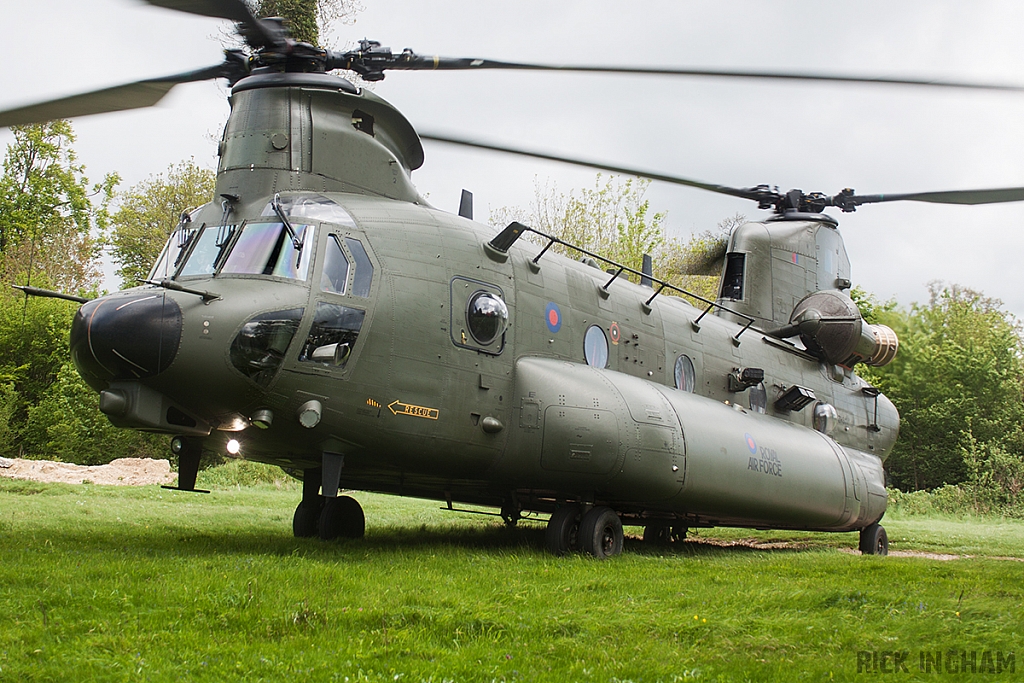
<box><xmin>71</xmin><ymin>292</ymin><xmax>183</xmax><ymax>388</ymax></box>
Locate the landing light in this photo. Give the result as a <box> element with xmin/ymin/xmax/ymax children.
<box><xmin>226</xmin><ymin>439</ymin><xmax>241</xmax><ymax>455</ymax></box>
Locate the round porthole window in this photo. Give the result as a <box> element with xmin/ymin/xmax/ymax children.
<box><xmin>466</xmin><ymin>291</ymin><xmax>508</xmax><ymax>345</ymax></box>
<box><xmin>674</xmin><ymin>355</ymin><xmax>696</xmax><ymax>392</ymax></box>
<box><xmin>584</xmin><ymin>325</ymin><xmax>609</xmax><ymax>368</ymax></box>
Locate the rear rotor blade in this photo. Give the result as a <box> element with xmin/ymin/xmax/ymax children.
<box><xmin>419</xmin><ymin>132</ymin><xmax>768</xmax><ymax>202</ymax></box>
<box><xmin>848</xmin><ymin>187</ymin><xmax>1024</xmax><ymax>208</ymax></box>
<box><xmin>680</xmin><ymin>236</ymin><xmax>729</xmax><ymax>276</ymax></box>
<box><xmin>0</xmin><ymin>62</ymin><xmax>234</xmax><ymax>128</ymax></box>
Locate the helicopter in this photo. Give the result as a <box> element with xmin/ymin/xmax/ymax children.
<box><xmin>4</xmin><ymin>0</ymin><xmax>1024</xmax><ymax>559</ymax></box>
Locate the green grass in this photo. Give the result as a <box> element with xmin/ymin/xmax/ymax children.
<box><xmin>1</xmin><ymin>475</ymin><xmax>1022</xmax><ymax>682</ymax></box>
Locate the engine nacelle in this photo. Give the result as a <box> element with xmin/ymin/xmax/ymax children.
<box><xmin>780</xmin><ymin>290</ymin><xmax>898</xmax><ymax>367</ymax></box>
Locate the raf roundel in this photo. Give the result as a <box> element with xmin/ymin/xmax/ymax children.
<box><xmin>545</xmin><ymin>302</ymin><xmax>562</xmax><ymax>333</ymax></box>
<box><xmin>745</xmin><ymin>433</ymin><xmax>758</xmax><ymax>454</ymax></box>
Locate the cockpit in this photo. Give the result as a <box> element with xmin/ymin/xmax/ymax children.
<box><xmin>145</xmin><ymin>193</ymin><xmax>377</xmax><ymax>390</ymax></box>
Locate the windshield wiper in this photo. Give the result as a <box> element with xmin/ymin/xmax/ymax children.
<box><xmin>139</xmin><ymin>278</ymin><xmax>221</xmax><ymax>304</ymax></box>
<box><xmin>271</xmin><ymin>193</ymin><xmax>304</xmax><ymax>250</ymax></box>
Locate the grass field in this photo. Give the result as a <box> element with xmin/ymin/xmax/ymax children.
<box><xmin>1</xmin><ymin>468</ymin><xmax>1022</xmax><ymax>682</ymax></box>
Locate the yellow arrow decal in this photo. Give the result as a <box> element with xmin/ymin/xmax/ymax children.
<box><xmin>388</xmin><ymin>400</ymin><xmax>440</xmax><ymax>420</ymax></box>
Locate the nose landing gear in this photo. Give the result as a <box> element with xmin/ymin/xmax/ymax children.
<box><xmin>291</xmin><ymin>466</ymin><xmax>365</xmax><ymax>540</ymax></box>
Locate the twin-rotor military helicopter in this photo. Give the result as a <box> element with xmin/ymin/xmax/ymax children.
<box><xmin>5</xmin><ymin>0</ymin><xmax>1024</xmax><ymax>558</ymax></box>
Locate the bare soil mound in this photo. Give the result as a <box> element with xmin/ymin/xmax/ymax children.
<box><xmin>0</xmin><ymin>457</ymin><xmax>174</xmax><ymax>486</ymax></box>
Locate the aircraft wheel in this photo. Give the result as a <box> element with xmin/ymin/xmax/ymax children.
<box><xmin>643</xmin><ymin>523</ymin><xmax>687</xmax><ymax>545</ymax></box>
<box><xmin>545</xmin><ymin>505</ymin><xmax>581</xmax><ymax>556</ymax></box>
<box><xmin>319</xmin><ymin>495</ymin><xmax>365</xmax><ymax>541</ymax></box>
<box><xmin>579</xmin><ymin>506</ymin><xmax>624</xmax><ymax>559</ymax></box>
<box><xmin>859</xmin><ymin>523</ymin><xmax>888</xmax><ymax>556</ymax></box>
<box><xmin>292</xmin><ymin>500</ymin><xmax>322</xmax><ymax>538</ymax></box>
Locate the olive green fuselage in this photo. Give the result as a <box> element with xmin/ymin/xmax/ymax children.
<box><xmin>74</xmin><ymin>74</ymin><xmax>897</xmax><ymax>534</ymax></box>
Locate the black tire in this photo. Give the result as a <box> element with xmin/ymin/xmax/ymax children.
<box><xmin>859</xmin><ymin>523</ymin><xmax>888</xmax><ymax>556</ymax></box>
<box><xmin>292</xmin><ymin>501</ymin><xmax>321</xmax><ymax>538</ymax></box>
<box><xmin>642</xmin><ymin>524</ymin><xmax>686</xmax><ymax>544</ymax></box>
<box><xmin>579</xmin><ymin>506</ymin><xmax>624</xmax><ymax>559</ymax></box>
<box><xmin>643</xmin><ymin>524</ymin><xmax>670</xmax><ymax>544</ymax></box>
<box><xmin>545</xmin><ymin>505</ymin><xmax>581</xmax><ymax>556</ymax></box>
<box><xmin>319</xmin><ymin>495</ymin><xmax>366</xmax><ymax>541</ymax></box>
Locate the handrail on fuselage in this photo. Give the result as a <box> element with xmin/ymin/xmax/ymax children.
<box><xmin>493</xmin><ymin>221</ymin><xmax>758</xmax><ymax>344</ymax></box>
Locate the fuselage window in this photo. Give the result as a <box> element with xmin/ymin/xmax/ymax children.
<box><xmin>674</xmin><ymin>354</ymin><xmax>696</xmax><ymax>392</ymax></box>
<box><xmin>220</xmin><ymin>222</ymin><xmax>314</xmax><ymax>280</ymax></box>
<box><xmin>345</xmin><ymin>237</ymin><xmax>373</xmax><ymax>297</ymax></box>
<box><xmin>299</xmin><ymin>302</ymin><xmax>366</xmax><ymax>368</ymax></box>
<box><xmin>584</xmin><ymin>325</ymin><xmax>609</xmax><ymax>368</ymax></box>
<box><xmin>321</xmin><ymin>235</ymin><xmax>350</xmax><ymax>295</ymax></box>
<box><xmin>813</xmin><ymin>402</ymin><xmax>839</xmax><ymax>435</ymax></box>
<box><xmin>229</xmin><ymin>308</ymin><xmax>305</xmax><ymax>386</ymax></box>
<box><xmin>466</xmin><ymin>290</ymin><xmax>509</xmax><ymax>345</ymax></box>
<box><xmin>749</xmin><ymin>383</ymin><xmax>767</xmax><ymax>414</ymax></box>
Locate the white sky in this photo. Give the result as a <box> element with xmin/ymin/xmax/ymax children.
<box><xmin>4</xmin><ymin>0</ymin><xmax>1024</xmax><ymax>318</ymax></box>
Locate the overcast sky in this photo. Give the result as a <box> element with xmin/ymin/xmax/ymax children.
<box><xmin>4</xmin><ymin>0</ymin><xmax>1024</xmax><ymax>319</ymax></box>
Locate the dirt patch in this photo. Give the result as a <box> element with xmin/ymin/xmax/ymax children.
<box><xmin>0</xmin><ymin>457</ymin><xmax>175</xmax><ymax>486</ymax></box>
<box><xmin>688</xmin><ymin>536</ymin><xmax>1024</xmax><ymax>561</ymax></box>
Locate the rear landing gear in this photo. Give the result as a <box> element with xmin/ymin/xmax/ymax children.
<box><xmin>643</xmin><ymin>523</ymin><xmax>687</xmax><ymax>545</ymax></box>
<box><xmin>545</xmin><ymin>505</ymin><xmax>625</xmax><ymax>558</ymax></box>
<box><xmin>859</xmin><ymin>523</ymin><xmax>888</xmax><ymax>556</ymax></box>
<box><xmin>579</xmin><ymin>506</ymin><xmax>624</xmax><ymax>559</ymax></box>
<box><xmin>545</xmin><ymin>505</ymin><xmax>582</xmax><ymax>556</ymax></box>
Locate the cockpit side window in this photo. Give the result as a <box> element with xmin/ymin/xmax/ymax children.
<box><xmin>319</xmin><ymin>234</ymin><xmax>373</xmax><ymax>298</ymax></box>
<box><xmin>298</xmin><ymin>302</ymin><xmax>365</xmax><ymax>369</ymax></box>
<box><xmin>320</xmin><ymin>235</ymin><xmax>350</xmax><ymax>295</ymax></box>
<box><xmin>345</xmin><ymin>237</ymin><xmax>373</xmax><ymax>297</ymax></box>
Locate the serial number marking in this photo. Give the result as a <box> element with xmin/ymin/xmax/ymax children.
<box><xmin>388</xmin><ymin>400</ymin><xmax>440</xmax><ymax>420</ymax></box>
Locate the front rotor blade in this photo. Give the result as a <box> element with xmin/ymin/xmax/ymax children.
<box><xmin>0</xmin><ymin>64</ymin><xmax>227</xmax><ymax>128</ymax></box>
<box><xmin>386</xmin><ymin>56</ymin><xmax>1024</xmax><ymax>93</ymax></box>
<box><xmin>143</xmin><ymin>0</ymin><xmax>279</xmax><ymax>48</ymax></box>
<box><xmin>419</xmin><ymin>132</ymin><xmax>765</xmax><ymax>202</ymax></box>
<box><xmin>851</xmin><ymin>187</ymin><xmax>1024</xmax><ymax>207</ymax></box>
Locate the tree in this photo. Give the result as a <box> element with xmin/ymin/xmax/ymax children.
<box><xmin>109</xmin><ymin>160</ymin><xmax>216</xmax><ymax>288</ymax></box>
<box><xmin>21</xmin><ymin>360</ymin><xmax>166</xmax><ymax>464</ymax></box>
<box><xmin>0</xmin><ymin>122</ymin><xmax>116</xmax><ymax>294</ymax></box>
<box><xmin>490</xmin><ymin>175</ymin><xmax>666</xmax><ymax>279</ymax></box>
<box><xmin>490</xmin><ymin>175</ymin><xmax>735</xmax><ymax>303</ymax></box>
<box><xmin>658</xmin><ymin>213</ymin><xmax>741</xmax><ymax>303</ymax></box>
<box><xmin>249</xmin><ymin>0</ymin><xmax>361</xmax><ymax>46</ymax></box>
<box><xmin>858</xmin><ymin>283</ymin><xmax>1024</xmax><ymax>495</ymax></box>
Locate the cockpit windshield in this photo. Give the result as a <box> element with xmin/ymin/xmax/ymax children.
<box><xmin>177</xmin><ymin>225</ymin><xmax>234</xmax><ymax>277</ymax></box>
<box><xmin>148</xmin><ymin>206</ymin><xmax>208</xmax><ymax>280</ymax></box>
<box><xmin>220</xmin><ymin>222</ymin><xmax>315</xmax><ymax>280</ymax></box>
